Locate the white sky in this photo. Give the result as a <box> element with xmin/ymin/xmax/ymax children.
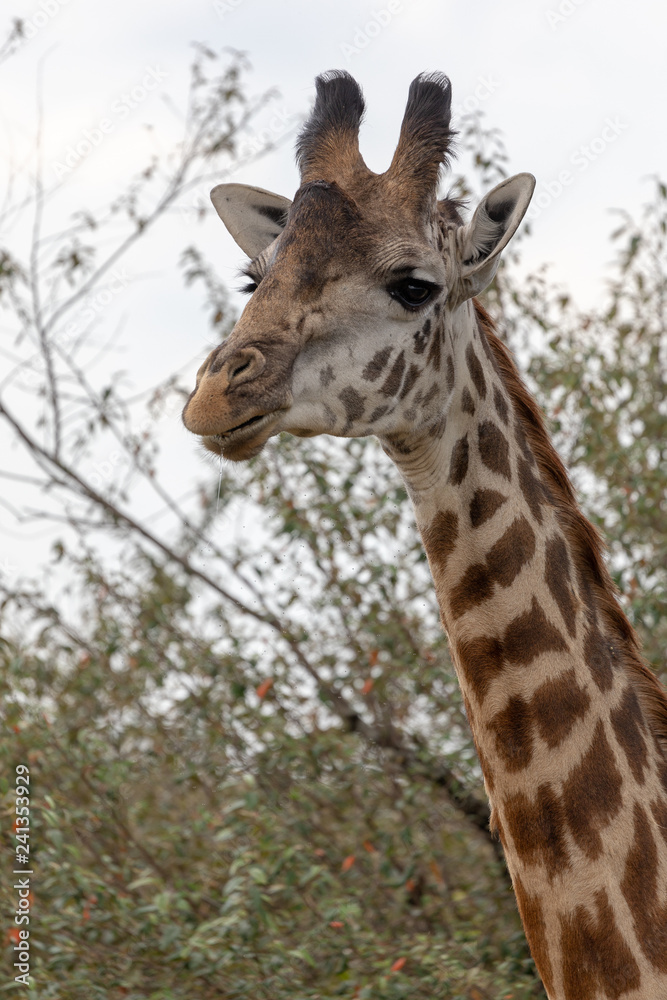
<box><xmin>1</xmin><ymin>0</ymin><xmax>666</xmax><ymax>585</ymax></box>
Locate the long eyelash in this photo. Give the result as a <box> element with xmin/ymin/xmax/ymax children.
<box><xmin>237</xmin><ymin>266</ymin><xmax>260</xmax><ymax>295</ymax></box>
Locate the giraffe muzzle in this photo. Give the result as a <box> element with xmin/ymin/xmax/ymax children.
<box><xmin>182</xmin><ymin>341</ymin><xmax>292</xmax><ymax>459</ymax></box>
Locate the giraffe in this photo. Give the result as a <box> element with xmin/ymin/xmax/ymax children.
<box><xmin>181</xmin><ymin>71</ymin><xmax>667</xmax><ymax>999</ymax></box>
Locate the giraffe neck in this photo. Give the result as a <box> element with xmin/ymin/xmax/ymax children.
<box><xmin>383</xmin><ymin>301</ymin><xmax>667</xmax><ymax>1000</ymax></box>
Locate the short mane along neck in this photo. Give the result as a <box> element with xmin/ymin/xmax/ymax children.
<box><xmin>389</xmin><ymin>300</ymin><xmax>667</xmax><ymax>1000</ymax></box>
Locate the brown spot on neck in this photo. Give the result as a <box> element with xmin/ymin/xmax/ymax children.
<box><xmin>504</xmin><ymin>783</ymin><xmax>570</xmax><ymax>879</ymax></box>
<box><xmin>559</xmin><ymin>888</ymin><xmax>641</xmax><ymax>999</ymax></box>
<box><xmin>422</xmin><ymin>509</ymin><xmax>458</xmax><ymax>573</ymax></box>
<box><xmin>503</xmin><ymin>597</ymin><xmax>568</xmax><ymax>666</ymax></box>
<box><xmin>531</xmin><ymin>668</ymin><xmax>590</xmax><ymax>748</ymax></box>
<box><xmin>561</xmin><ymin>720</ymin><xmax>623</xmax><ymax>859</ymax></box>
<box><xmin>448</xmin><ymin>434</ymin><xmax>469</xmax><ymax>486</ymax></box>
<box><xmin>469</xmin><ymin>488</ymin><xmax>508</xmax><ymax>528</ymax></box>
<box><xmin>621</xmin><ymin>802</ymin><xmax>667</xmax><ymax>973</ymax></box>
<box><xmin>544</xmin><ymin>534</ymin><xmax>577</xmax><ymax>637</ymax></box>
<box><xmin>488</xmin><ymin>694</ymin><xmax>534</xmax><ymax>771</ymax></box>
<box><xmin>465</xmin><ymin>342</ymin><xmax>487</xmax><ymax>399</ymax></box>
<box><xmin>513</xmin><ymin>876</ymin><xmax>555</xmax><ymax>996</ymax></box>
<box><xmin>610</xmin><ymin>685</ymin><xmax>650</xmax><ymax>785</ymax></box>
<box><xmin>478</xmin><ymin>420</ymin><xmax>511</xmax><ymax>479</ymax></box>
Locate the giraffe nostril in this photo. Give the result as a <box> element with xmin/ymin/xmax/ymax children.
<box><xmin>225</xmin><ymin>347</ymin><xmax>266</xmax><ymax>386</ymax></box>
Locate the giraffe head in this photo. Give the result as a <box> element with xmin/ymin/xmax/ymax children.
<box><xmin>182</xmin><ymin>71</ymin><xmax>534</xmax><ymax>460</ymax></box>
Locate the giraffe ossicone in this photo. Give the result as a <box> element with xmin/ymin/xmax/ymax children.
<box><xmin>182</xmin><ymin>70</ymin><xmax>667</xmax><ymax>1000</ymax></box>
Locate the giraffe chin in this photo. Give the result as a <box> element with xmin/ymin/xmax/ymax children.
<box><xmin>202</xmin><ymin>412</ymin><xmax>282</xmax><ymax>462</ymax></box>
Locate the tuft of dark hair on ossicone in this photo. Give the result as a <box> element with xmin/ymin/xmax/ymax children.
<box><xmin>390</xmin><ymin>72</ymin><xmax>457</xmax><ymax>186</ymax></box>
<box><xmin>296</xmin><ymin>70</ymin><xmax>366</xmax><ymax>177</ymax></box>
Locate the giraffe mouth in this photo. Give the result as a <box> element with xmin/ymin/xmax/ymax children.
<box><xmin>205</xmin><ymin>410</ymin><xmax>283</xmax><ymax>459</ymax></box>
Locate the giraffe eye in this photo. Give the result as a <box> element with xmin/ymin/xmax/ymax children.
<box><xmin>389</xmin><ymin>278</ymin><xmax>436</xmax><ymax>310</ymax></box>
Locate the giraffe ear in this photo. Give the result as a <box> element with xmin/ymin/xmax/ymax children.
<box><xmin>456</xmin><ymin>173</ymin><xmax>535</xmax><ymax>299</ymax></box>
<box><xmin>210</xmin><ymin>183</ymin><xmax>292</xmax><ymax>259</ymax></box>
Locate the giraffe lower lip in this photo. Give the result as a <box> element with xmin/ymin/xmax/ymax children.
<box><xmin>212</xmin><ymin>411</ymin><xmax>280</xmax><ymax>446</ymax></box>
<box><xmin>219</xmin><ymin>413</ymin><xmax>267</xmax><ymax>436</ymax></box>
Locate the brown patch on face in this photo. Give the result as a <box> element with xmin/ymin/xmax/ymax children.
<box><xmin>513</xmin><ymin>875</ymin><xmax>554</xmax><ymax>996</ymax></box>
<box><xmin>478</xmin><ymin>420</ymin><xmax>511</xmax><ymax>480</ymax></box>
<box><xmin>369</xmin><ymin>404</ymin><xmax>388</xmax><ymax>422</ymax></box>
<box><xmin>518</xmin><ymin>456</ymin><xmax>544</xmax><ymax>525</ymax></box>
<box><xmin>207</xmin><ymin>344</ymin><xmax>226</xmax><ymax>375</ymax></box>
<box><xmin>562</xmin><ymin>720</ymin><xmax>623</xmax><ymax>859</ymax></box>
<box><xmin>584</xmin><ymin>627</ymin><xmax>614</xmax><ymax>692</ymax></box>
<box><xmin>485</xmin><ymin>516</ymin><xmax>536</xmax><ymax>588</ymax></box>
<box><xmin>456</xmin><ymin>634</ymin><xmax>504</xmax><ymax>704</ymax></box>
<box><xmin>531</xmin><ymin>669</ymin><xmax>590</xmax><ymax>749</ymax></box>
<box><xmin>488</xmin><ymin>694</ymin><xmax>534</xmax><ymax>772</ymax></box>
<box><xmin>362</xmin><ymin>346</ymin><xmax>392</xmax><ymax>381</ymax></box>
<box><xmin>461</xmin><ymin>386</ymin><xmax>475</xmax><ymax>415</ymax></box>
<box><xmin>399</xmin><ymin>363</ymin><xmax>421</xmax><ymax>400</ymax></box>
<box><xmin>338</xmin><ymin>386</ymin><xmax>365</xmax><ymax>426</ymax></box>
<box><xmin>422</xmin><ymin>509</ymin><xmax>458</xmax><ymax>573</ymax></box>
<box><xmin>610</xmin><ymin>686</ymin><xmax>649</xmax><ymax>785</ymax></box>
<box><xmin>319</xmin><ymin>364</ymin><xmax>335</xmax><ymax>387</ymax></box>
<box><xmin>545</xmin><ymin>534</ymin><xmax>577</xmax><ymax>637</ymax></box>
<box><xmin>421</xmin><ymin>382</ymin><xmax>439</xmax><ymax>409</ymax></box>
<box><xmin>469</xmin><ymin>489</ymin><xmax>508</xmax><ymax>528</ymax></box>
<box><xmin>380</xmin><ymin>350</ymin><xmax>406</xmax><ymax>396</ymax></box>
<box><xmin>559</xmin><ymin>888</ymin><xmax>641</xmax><ymax>1000</ymax></box>
<box><xmin>493</xmin><ymin>385</ymin><xmax>509</xmax><ymax>424</ymax></box>
<box><xmin>621</xmin><ymin>802</ymin><xmax>667</xmax><ymax>973</ymax></box>
<box><xmin>413</xmin><ymin>320</ymin><xmax>431</xmax><ymax>355</ymax></box>
<box><xmin>427</xmin><ymin>413</ymin><xmax>447</xmax><ymax>438</ymax></box>
<box><xmin>449</xmin><ymin>563</ymin><xmax>493</xmax><ymax>620</ymax></box>
<box><xmin>650</xmin><ymin>797</ymin><xmax>667</xmax><ymax>848</ymax></box>
<box><xmin>503</xmin><ymin>598</ymin><xmax>569</xmax><ymax>666</ymax></box>
<box><xmin>445</xmin><ymin>354</ymin><xmax>454</xmax><ymax>390</ymax></box>
<box><xmin>448</xmin><ymin>434</ymin><xmax>469</xmax><ymax>486</ymax></box>
<box><xmin>465</xmin><ymin>343</ymin><xmax>487</xmax><ymax>399</ymax></box>
<box><xmin>427</xmin><ymin>327</ymin><xmax>441</xmax><ymax>371</ymax></box>
<box><xmin>504</xmin><ymin>783</ymin><xmax>570</xmax><ymax>879</ymax></box>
